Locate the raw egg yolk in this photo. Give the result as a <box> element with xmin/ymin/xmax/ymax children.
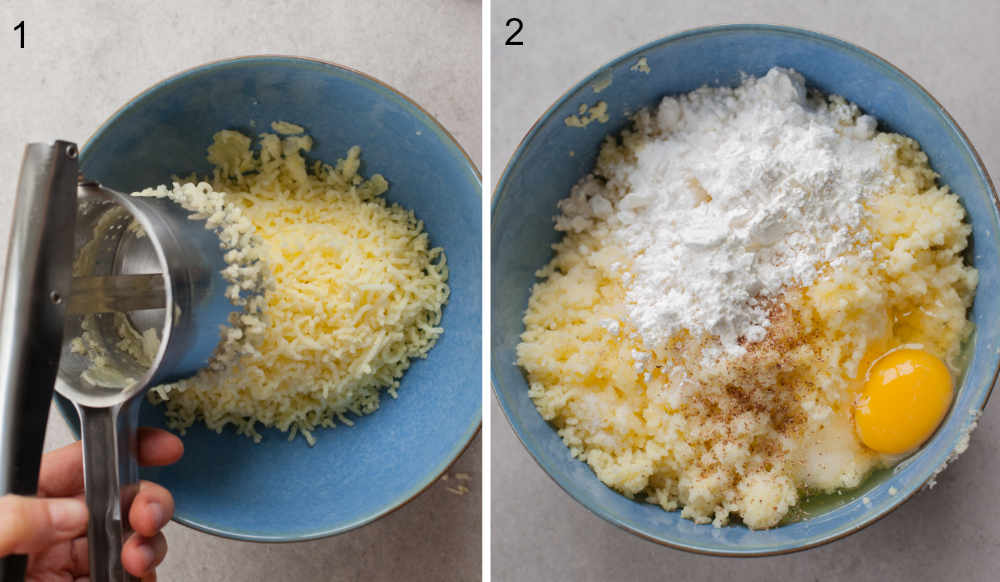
<box><xmin>854</xmin><ymin>349</ymin><xmax>952</xmax><ymax>455</ymax></box>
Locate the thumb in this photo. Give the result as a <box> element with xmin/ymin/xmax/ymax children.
<box><xmin>0</xmin><ymin>494</ymin><xmax>88</xmax><ymax>556</ymax></box>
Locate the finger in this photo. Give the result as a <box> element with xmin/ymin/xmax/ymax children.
<box><xmin>39</xmin><ymin>428</ymin><xmax>183</xmax><ymax>497</ymax></box>
<box><xmin>37</xmin><ymin>440</ymin><xmax>85</xmax><ymax>498</ymax></box>
<box><xmin>69</xmin><ymin>535</ymin><xmax>89</xmax><ymax>576</ymax></box>
<box><xmin>0</xmin><ymin>495</ymin><xmax>88</xmax><ymax>556</ymax></box>
<box><xmin>129</xmin><ymin>481</ymin><xmax>175</xmax><ymax>538</ymax></box>
<box><xmin>122</xmin><ymin>532</ymin><xmax>167</xmax><ymax>577</ymax></box>
<box><xmin>136</xmin><ymin>428</ymin><xmax>184</xmax><ymax>467</ymax></box>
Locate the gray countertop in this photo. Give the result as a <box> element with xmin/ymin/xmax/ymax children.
<box><xmin>0</xmin><ymin>1</ymin><xmax>481</xmax><ymax>580</ymax></box>
<box><xmin>491</xmin><ymin>1</ymin><xmax>999</xmax><ymax>581</ymax></box>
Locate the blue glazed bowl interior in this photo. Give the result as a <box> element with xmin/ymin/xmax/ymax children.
<box><xmin>58</xmin><ymin>56</ymin><xmax>481</xmax><ymax>541</ymax></box>
<box><xmin>492</xmin><ymin>25</ymin><xmax>998</xmax><ymax>555</ymax></box>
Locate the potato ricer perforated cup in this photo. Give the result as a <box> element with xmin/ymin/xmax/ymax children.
<box><xmin>0</xmin><ymin>142</ymin><xmax>240</xmax><ymax>582</ymax></box>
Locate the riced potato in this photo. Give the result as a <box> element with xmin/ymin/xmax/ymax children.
<box><xmin>518</xmin><ymin>125</ymin><xmax>976</xmax><ymax>529</ymax></box>
<box><xmin>148</xmin><ymin>126</ymin><xmax>449</xmax><ymax>445</ymax></box>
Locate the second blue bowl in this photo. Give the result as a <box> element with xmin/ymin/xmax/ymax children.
<box><xmin>492</xmin><ymin>25</ymin><xmax>998</xmax><ymax>555</ymax></box>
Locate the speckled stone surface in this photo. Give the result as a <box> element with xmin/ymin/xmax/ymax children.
<box><xmin>491</xmin><ymin>1</ymin><xmax>999</xmax><ymax>581</ymax></box>
<box><xmin>0</xmin><ymin>1</ymin><xmax>481</xmax><ymax>581</ymax></box>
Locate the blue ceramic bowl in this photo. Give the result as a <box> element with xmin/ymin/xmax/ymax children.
<box><xmin>58</xmin><ymin>56</ymin><xmax>481</xmax><ymax>541</ymax></box>
<box><xmin>492</xmin><ymin>25</ymin><xmax>998</xmax><ymax>555</ymax></box>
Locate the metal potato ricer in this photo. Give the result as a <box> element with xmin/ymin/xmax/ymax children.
<box><xmin>0</xmin><ymin>142</ymin><xmax>239</xmax><ymax>581</ymax></box>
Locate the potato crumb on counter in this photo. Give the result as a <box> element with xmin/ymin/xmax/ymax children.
<box><xmin>446</xmin><ymin>485</ymin><xmax>471</xmax><ymax>496</ymax></box>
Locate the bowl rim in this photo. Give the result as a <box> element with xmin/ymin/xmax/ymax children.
<box><xmin>491</xmin><ymin>23</ymin><xmax>999</xmax><ymax>556</ymax></box>
<box><xmin>64</xmin><ymin>54</ymin><xmax>482</xmax><ymax>543</ymax></box>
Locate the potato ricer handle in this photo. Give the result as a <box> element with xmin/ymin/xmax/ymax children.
<box><xmin>0</xmin><ymin>142</ymin><xmax>78</xmax><ymax>582</ymax></box>
<box><xmin>74</xmin><ymin>400</ymin><xmax>141</xmax><ymax>582</ymax></box>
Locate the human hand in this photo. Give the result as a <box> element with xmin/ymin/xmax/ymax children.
<box><xmin>0</xmin><ymin>428</ymin><xmax>183</xmax><ymax>581</ymax></box>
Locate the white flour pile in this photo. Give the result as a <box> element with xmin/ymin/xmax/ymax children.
<box><xmin>556</xmin><ymin>68</ymin><xmax>893</xmax><ymax>359</ymax></box>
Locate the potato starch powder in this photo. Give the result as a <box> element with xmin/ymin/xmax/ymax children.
<box><xmin>555</xmin><ymin>68</ymin><xmax>896</xmax><ymax>360</ymax></box>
